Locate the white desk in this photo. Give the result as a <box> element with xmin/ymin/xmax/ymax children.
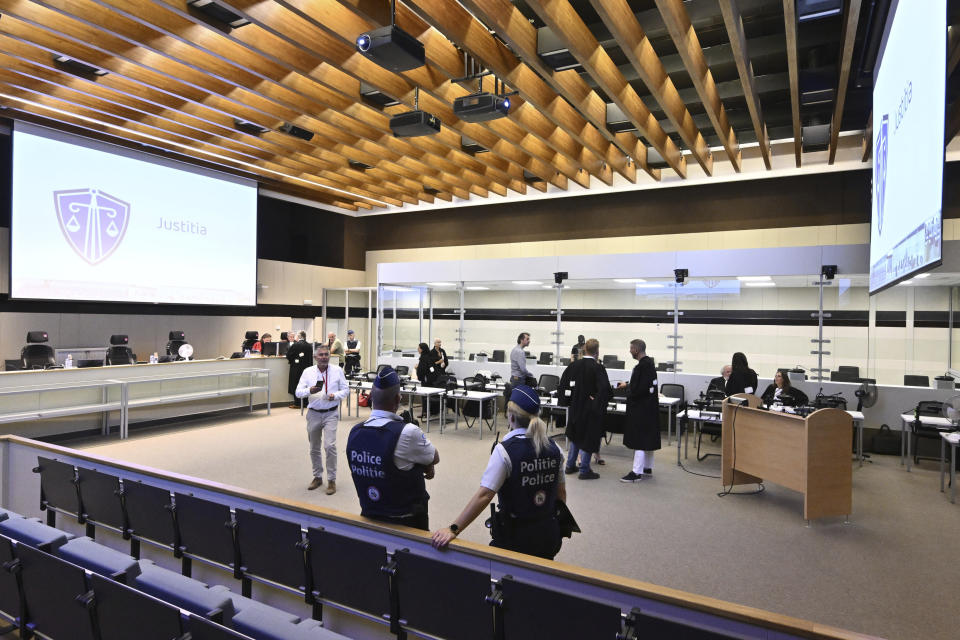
<box><xmin>677</xmin><ymin>408</ymin><xmax>723</xmax><ymax>465</ymax></box>
<box><xmin>900</xmin><ymin>414</ymin><xmax>955</xmax><ymax>471</ymax></box>
<box><xmin>939</xmin><ymin>432</ymin><xmax>960</xmax><ymax>503</ymax></box>
<box><xmin>444</xmin><ymin>390</ymin><xmax>500</xmax><ymax>438</ymax></box>
<box><xmin>401</xmin><ymin>386</ymin><xmax>447</xmax><ymax>430</ymax></box>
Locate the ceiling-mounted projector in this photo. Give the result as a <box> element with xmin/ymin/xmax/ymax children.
<box><xmin>453</xmin><ymin>92</ymin><xmax>511</xmax><ymax>122</ymax></box>
<box><xmin>356</xmin><ymin>25</ymin><xmax>425</xmax><ymax>72</ymax></box>
<box><xmin>389</xmin><ymin>110</ymin><xmax>441</xmax><ymax>137</ymax></box>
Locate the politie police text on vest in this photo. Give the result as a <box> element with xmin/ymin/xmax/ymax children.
<box><xmin>350</xmin><ymin>450</ymin><xmax>386</xmax><ymax>478</ymax></box>
<box><xmin>520</xmin><ymin>457</ymin><xmax>559</xmax><ymax>487</ymax></box>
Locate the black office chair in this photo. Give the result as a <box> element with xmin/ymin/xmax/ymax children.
<box><xmin>491</xmin><ymin>350</ymin><xmax>505</xmax><ymax>363</ymax></box>
<box><xmin>537</xmin><ymin>374</ymin><xmax>560</xmax><ymax>397</ymax></box>
<box><xmin>838</xmin><ymin>365</ymin><xmax>860</xmax><ymax>378</ymax></box>
<box><xmin>608</xmin><ymin>360</ymin><xmax>625</xmax><ymax>370</ymax></box>
<box><xmin>912</xmin><ymin>400</ymin><xmax>946</xmax><ymax>465</ymax></box>
<box><xmin>559</xmin><ymin>357</ymin><xmax>571</xmax><ymax>366</ymax></box>
<box><xmin>240</xmin><ymin>331</ymin><xmax>259</xmax><ymax>353</ymax></box>
<box><xmin>105</xmin><ymin>335</ymin><xmax>135</xmax><ymax>366</ymax></box>
<box><xmin>601</xmin><ymin>354</ymin><xmax>618</xmax><ymax>367</ymax></box>
<box><xmin>395</xmin><ymin>365</ymin><xmax>409</xmax><ymax>377</ymax></box>
<box><xmin>655</xmin><ymin>362</ymin><xmax>674</xmax><ymax>372</ymax></box>
<box><xmin>830</xmin><ymin>370</ymin><xmax>859</xmax><ymax>383</ymax></box>
<box><xmin>165</xmin><ymin>331</ymin><xmax>190</xmax><ymax>360</ymax></box>
<box><xmin>537</xmin><ymin>351</ymin><xmax>553</xmax><ymax>365</ymax></box>
<box><xmin>21</xmin><ymin>331</ymin><xmax>55</xmax><ymax>370</ymax></box>
<box><xmin>904</xmin><ymin>375</ymin><xmax>930</xmax><ymax>387</ymax></box>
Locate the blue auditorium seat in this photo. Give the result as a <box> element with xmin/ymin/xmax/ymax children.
<box><xmin>229</xmin><ymin>600</ymin><xmax>300</xmax><ymax>638</ymax></box>
<box><xmin>134</xmin><ymin>561</ymin><xmax>236</xmax><ymax>624</ymax></box>
<box><xmin>0</xmin><ymin>516</ymin><xmax>70</xmax><ymax>551</ymax></box>
<box><xmin>56</xmin><ymin>536</ymin><xmax>141</xmax><ymax>584</ymax></box>
<box><xmin>232</xmin><ymin>608</ymin><xmax>351</xmax><ymax>640</ymax></box>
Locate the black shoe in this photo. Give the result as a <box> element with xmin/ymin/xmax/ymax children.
<box><xmin>643</xmin><ymin>468</ymin><xmax>653</xmax><ymax>475</ymax></box>
<box><xmin>578</xmin><ymin>470</ymin><xmax>600</xmax><ymax>480</ymax></box>
<box><xmin>564</xmin><ymin>466</ymin><xmax>578</xmax><ymax>475</ymax></box>
<box><xmin>620</xmin><ymin>472</ymin><xmax>642</xmax><ymax>483</ymax></box>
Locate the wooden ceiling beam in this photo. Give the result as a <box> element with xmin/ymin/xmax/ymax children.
<box><xmin>241</xmin><ymin>0</ymin><xmax>578</xmax><ymax>188</ymax></box>
<box><xmin>0</xmin><ymin>5</ymin><xmax>465</xmax><ymax>201</ymax></box>
<box><xmin>186</xmin><ymin>0</ymin><xmax>547</xmax><ymax>191</ymax></box>
<box><xmin>827</xmin><ymin>0</ymin><xmax>863</xmax><ymax>164</ymax></box>
<box><xmin>522</xmin><ymin>0</ymin><xmax>687</xmax><ymax>178</ymax></box>
<box><xmin>329</xmin><ymin>0</ymin><xmax>622</xmax><ymax>185</ymax></box>
<box><xmin>441</xmin><ymin>0</ymin><xmax>656</xmax><ymax>180</ymax></box>
<box><xmin>0</xmin><ymin>66</ymin><xmax>427</xmax><ymax>204</ymax></box>
<box><xmin>718</xmin><ymin>0</ymin><xmax>772</xmax><ymax>169</ymax></box>
<box><xmin>8</xmin><ymin>0</ymin><xmax>503</xmax><ymax>201</ymax></box>
<box><xmin>0</xmin><ymin>77</ymin><xmax>406</xmax><ymax>205</ymax></box>
<box><xmin>782</xmin><ymin>0</ymin><xmax>802</xmax><ymax>167</ymax></box>
<box><xmin>653</xmin><ymin>0</ymin><xmax>740</xmax><ymax>172</ymax></box>
<box><xmin>145</xmin><ymin>0</ymin><xmax>528</xmax><ymax>192</ymax></box>
<box><xmin>592</xmin><ymin>0</ymin><xmax>713</xmax><ymax>175</ymax></box>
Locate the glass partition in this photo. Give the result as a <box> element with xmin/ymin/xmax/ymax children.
<box><xmin>372</xmin><ymin>270</ymin><xmax>960</xmax><ymax>387</ymax></box>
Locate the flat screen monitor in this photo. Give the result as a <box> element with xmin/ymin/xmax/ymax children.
<box><xmin>869</xmin><ymin>0</ymin><xmax>946</xmax><ymax>294</ymax></box>
<box><xmin>10</xmin><ymin>123</ymin><xmax>258</xmax><ymax>305</ymax></box>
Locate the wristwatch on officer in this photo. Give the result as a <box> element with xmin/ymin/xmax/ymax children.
<box><xmin>448</xmin><ymin>523</ymin><xmax>460</xmax><ymax>535</ymax></box>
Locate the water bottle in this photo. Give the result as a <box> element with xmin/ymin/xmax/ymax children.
<box><xmin>149</xmin><ymin>353</ymin><xmax>157</xmax><ymax>364</ymax></box>
<box><xmin>244</xmin><ymin>349</ymin><xmax>251</xmax><ymax>358</ymax></box>
<box><xmin>64</xmin><ymin>354</ymin><xmax>73</xmax><ymax>368</ymax></box>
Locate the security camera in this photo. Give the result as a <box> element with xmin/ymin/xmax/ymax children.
<box><xmin>554</xmin><ymin>271</ymin><xmax>568</xmax><ymax>285</ymax></box>
<box><xmin>821</xmin><ymin>265</ymin><xmax>837</xmax><ymax>280</ymax></box>
<box><xmin>674</xmin><ymin>268</ymin><xmax>688</xmax><ymax>284</ymax></box>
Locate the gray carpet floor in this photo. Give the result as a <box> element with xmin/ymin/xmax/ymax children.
<box><xmin>75</xmin><ymin>405</ymin><xmax>960</xmax><ymax>640</ymax></box>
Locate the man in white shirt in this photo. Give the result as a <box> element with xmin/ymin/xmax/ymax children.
<box><xmin>296</xmin><ymin>344</ymin><xmax>350</xmax><ymax>495</ymax></box>
<box><xmin>346</xmin><ymin>366</ymin><xmax>439</xmax><ymax>530</ymax></box>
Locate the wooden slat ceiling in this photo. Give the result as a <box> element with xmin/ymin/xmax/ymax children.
<box><xmin>0</xmin><ymin>0</ymin><xmax>931</xmax><ymax>213</ymax></box>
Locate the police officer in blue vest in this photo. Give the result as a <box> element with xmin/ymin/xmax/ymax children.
<box><xmin>346</xmin><ymin>366</ymin><xmax>439</xmax><ymax>530</ymax></box>
<box><xmin>431</xmin><ymin>385</ymin><xmax>567</xmax><ymax>560</ymax></box>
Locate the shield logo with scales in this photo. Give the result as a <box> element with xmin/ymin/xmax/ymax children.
<box><xmin>874</xmin><ymin>114</ymin><xmax>889</xmax><ymax>237</ymax></box>
<box><xmin>54</xmin><ymin>188</ymin><xmax>130</xmax><ymax>265</ymax></box>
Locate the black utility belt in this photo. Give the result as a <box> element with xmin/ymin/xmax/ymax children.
<box><xmin>309</xmin><ymin>406</ymin><xmax>338</xmax><ymax>413</ymax></box>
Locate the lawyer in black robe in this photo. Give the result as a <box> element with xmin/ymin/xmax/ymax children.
<box><xmin>559</xmin><ymin>354</ymin><xmax>611</xmax><ymax>455</ymax></box>
<box><xmin>623</xmin><ymin>354</ymin><xmax>660</xmax><ymax>452</ymax></box>
<box><xmin>287</xmin><ymin>337</ymin><xmax>313</xmax><ymax>400</ymax></box>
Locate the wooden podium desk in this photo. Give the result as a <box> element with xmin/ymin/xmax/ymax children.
<box><xmin>721</xmin><ymin>395</ymin><xmax>853</xmax><ymax>521</ymax></box>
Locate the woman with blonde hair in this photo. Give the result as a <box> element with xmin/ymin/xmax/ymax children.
<box><xmin>431</xmin><ymin>385</ymin><xmax>566</xmax><ymax>559</ymax></box>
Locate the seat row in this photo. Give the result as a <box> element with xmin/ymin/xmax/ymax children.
<box><xmin>30</xmin><ymin>455</ymin><xmax>739</xmax><ymax>639</ymax></box>
<box><xmin>0</xmin><ymin>507</ymin><xmax>346</xmax><ymax>640</ymax></box>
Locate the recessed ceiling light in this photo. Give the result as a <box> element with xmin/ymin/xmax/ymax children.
<box><xmin>426</xmin><ymin>282</ymin><xmax>455</xmax><ymax>286</ymax></box>
<box><xmin>383</xmin><ymin>286</ymin><xmax>415</xmax><ymax>292</ymax></box>
<box><xmin>465</xmin><ymin>286</ymin><xmax>489</xmax><ymax>290</ymax></box>
<box><xmin>744</xmin><ymin>282</ymin><xmax>776</xmax><ymax>287</ymax></box>
<box><xmin>512</xmin><ymin>280</ymin><xmax>542</xmax><ymax>285</ymax></box>
<box><xmin>737</xmin><ymin>276</ymin><xmax>771</xmax><ymax>281</ymax></box>
<box><xmin>915</xmin><ymin>273</ymin><xmax>930</xmax><ymax>279</ymax></box>
<box><xmin>635</xmin><ymin>284</ymin><xmax>664</xmax><ymax>289</ymax></box>
<box><xmin>899</xmin><ymin>280</ymin><xmax>913</xmax><ymax>285</ymax></box>
<box><xmin>614</xmin><ymin>278</ymin><xmax>646</xmax><ymax>283</ymax></box>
